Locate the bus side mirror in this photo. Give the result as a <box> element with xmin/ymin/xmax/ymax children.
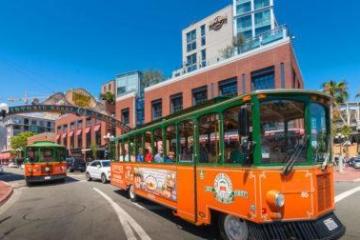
<box><xmin>239</xmin><ymin>107</ymin><xmax>249</xmax><ymax>136</ymax></box>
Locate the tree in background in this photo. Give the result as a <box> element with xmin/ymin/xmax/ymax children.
<box><xmin>322</xmin><ymin>80</ymin><xmax>349</xmax><ymax>129</ymax></box>
<box><xmin>100</xmin><ymin>91</ymin><xmax>115</xmax><ymax>104</ymax></box>
<box><xmin>220</xmin><ymin>33</ymin><xmax>246</xmax><ymax>59</ymax></box>
<box><xmin>322</xmin><ymin>80</ymin><xmax>353</xmax><ymax>161</ymax></box>
<box><xmin>10</xmin><ymin>131</ymin><xmax>35</xmax><ymax>162</ymax></box>
<box><xmin>142</xmin><ymin>70</ymin><xmax>165</xmax><ymax>87</ymax></box>
<box><xmin>10</xmin><ymin>131</ymin><xmax>34</xmax><ymax>151</ymax></box>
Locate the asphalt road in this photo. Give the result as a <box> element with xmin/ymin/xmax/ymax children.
<box><xmin>0</xmin><ymin>167</ymin><xmax>359</xmax><ymax>240</ymax></box>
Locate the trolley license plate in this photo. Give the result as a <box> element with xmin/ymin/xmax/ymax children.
<box><xmin>44</xmin><ymin>176</ymin><xmax>51</xmax><ymax>180</ymax></box>
<box><xmin>323</xmin><ymin>218</ymin><xmax>338</xmax><ymax>231</ymax></box>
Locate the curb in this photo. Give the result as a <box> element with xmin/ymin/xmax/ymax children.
<box><xmin>0</xmin><ymin>181</ymin><xmax>13</xmax><ymax>206</ymax></box>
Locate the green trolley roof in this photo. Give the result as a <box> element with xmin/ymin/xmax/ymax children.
<box><xmin>27</xmin><ymin>141</ymin><xmax>65</xmax><ymax>148</ymax></box>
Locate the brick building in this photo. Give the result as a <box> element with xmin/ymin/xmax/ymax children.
<box><xmin>55</xmin><ymin>114</ymin><xmax>113</xmax><ymax>160</ymax></box>
<box><xmin>116</xmin><ymin>37</ymin><xmax>302</xmax><ymax>126</ymax></box>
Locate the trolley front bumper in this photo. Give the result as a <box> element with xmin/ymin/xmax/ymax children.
<box><xmin>25</xmin><ymin>174</ymin><xmax>66</xmax><ymax>183</ymax></box>
<box><xmin>249</xmin><ymin>212</ymin><xmax>345</xmax><ymax>240</ymax></box>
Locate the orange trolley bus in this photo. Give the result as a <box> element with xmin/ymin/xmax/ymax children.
<box><xmin>110</xmin><ymin>90</ymin><xmax>345</xmax><ymax>240</ymax></box>
<box><xmin>24</xmin><ymin>141</ymin><xmax>67</xmax><ymax>185</ymax></box>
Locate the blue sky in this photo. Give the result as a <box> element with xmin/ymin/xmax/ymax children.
<box><xmin>0</xmin><ymin>0</ymin><xmax>359</xmax><ymax>104</ymax></box>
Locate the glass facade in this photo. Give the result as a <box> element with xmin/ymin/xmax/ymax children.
<box><xmin>116</xmin><ymin>72</ymin><xmax>141</xmax><ymax>97</ymax></box>
<box><xmin>251</xmin><ymin>66</ymin><xmax>275</xmax><ymax>90</ymax></box>
<box><xmin>200</xmin><ymin>25</ymin><xmax>206</xmax><ymax>46</ymax></box>
<box><xmin>234</xmin><ymin>0</ymin><xmax>274</xmax><ymax>40</ymax></box>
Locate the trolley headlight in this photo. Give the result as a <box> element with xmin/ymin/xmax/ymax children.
<box><xmin>266</xmin><ymin>190</ymin><xmax>285</xmax><ymax>208</ymax></box>
<box><xmin>274</xmin><ymin>193</ymin><xmax>285</xmax><ymax>208</ymax></box>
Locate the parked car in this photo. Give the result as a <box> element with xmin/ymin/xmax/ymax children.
<box><xmin>8</xmin><ymin>162</ymin><xmax>17</xmax><ymax>168</ymax></box>
<box><xmin>347</xmin><ymin>156</ymin><xmax>360</xmax><ymax>167</ymax></box>
<box><xmin>66</xmin><ymin>157</ymin><xmax>86</xmax><ymax>172</ymax></box>
<box><xmin>85</xmin><ymin>160</ymin><xmax>111</xmax><ymax>184</ymax></box>
<box><xmin>351</xmin><ymin>159</ymin><xmax>360</xmax><ymax>169</ymax></box>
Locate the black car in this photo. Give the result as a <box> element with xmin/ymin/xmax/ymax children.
<box><xmin>66</xmin><ymin>157</ymin><xmax>86</xmax><ymax>172</ymax></box>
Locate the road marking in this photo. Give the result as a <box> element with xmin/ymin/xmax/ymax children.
<box><xmin>132</xmin><ymin>202</ymin><xmax>145</xmax><ymax>210</ymax></box>
<box><xmin>335</xmin><ymin>185</ymin><xmax>360</xmax><ymax>203</ymax></box>
<box><xmin>93</xmin><ymin>187</ymin><xmax>151</xmax><ymax>240</ymax></box>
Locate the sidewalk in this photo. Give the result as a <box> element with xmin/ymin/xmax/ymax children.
<box><xmin>334</xmin><ymin>166</ymin><xmax>360</xmax><ymax>182</ymax></box>
<box><xmin>0</xmin><ymin>180</ymin><xmax>13</xmax><ymax>206</ymax></box>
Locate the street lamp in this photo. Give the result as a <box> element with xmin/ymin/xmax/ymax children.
<box><xmin>335</xmin><ymin>133</ymin><xmax>346</xmax><ymax>173</ymax></box>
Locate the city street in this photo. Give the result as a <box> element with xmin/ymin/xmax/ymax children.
<box><xmin>0</xmin><ymin>168</ymin><xmax>359</xmax><ymax>240</ymax></box>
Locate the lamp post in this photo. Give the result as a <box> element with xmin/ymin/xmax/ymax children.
<box><xmin>335</xmin><ymin>133</ymin><xmax>346</xmax><ymax>173</ymax></box>
<box><xmin>103</xmin><ymin>133</ymin><xmax>115</xmax><ymax>158</ymax></box>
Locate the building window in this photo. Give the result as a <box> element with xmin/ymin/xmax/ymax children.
<box><xmin>170</xmin><ymin>93</ymin><xmax>183</xmax><ymax>113</ymax></box>
<box><xmin>186</xmin><ymin>29</ymin><xmax>197</xmax><ymax>52</ymax></box>
<box><xmin>78</xmin><ymin>134</ymin><xmax>82</xmax><ymax>149</ymax></box>
<box><xmin>86</xmin><ymin>117</ymin><xmax>92</xmax><ymax>127</ymax></box>
<box><xmin>192</xmin><ymin>86</ymin><xmax>208</xmax><ymax>106</ymax></box>
<box><xmin>242</xmin><ymin>74</ymin><xmax>246</xmax><ymax>94</ymax></box>
<box><xmin>237</xmin><ymin>15</ymin><xmax>252</xmax><ymax>33</ymax></box>
<box><xmin>86</xmin><ymin>131</ymin><xmax>91</xmax><ymax>148</ymax></box>
<box><xmin>254</xmin><ymin>0</ymin><xmax>270</xmax><ymax>10</ymax></box>
<box><xmin>201</xmin><ymin>49</ymin><xmax>206</xmax><ymax>68</ymax></box>
<box><xmin>95</xmin><ymin>128</ymin><xmax>101</xmax><ymax>146</ymax></box>
<box><xmin>152</xmin><ymin>99</ymin><xmax>162</xmax><ymax>120</ymax></box>
<box><xmin>121</xmin><ymin>108</ymin><xmax>130</xmax><ymax>125</ymax></box>
<box><xmin>77</xmin><ymin>120</ymin><xmax>83</xmax><ymax>129</ymax></box>
<box><xmin>280</xmin><ymin>63</ymin><xmax>285</xmax><ymax>88</ymax></box>
<box><xmin>251</xmin><ymin>66</ymin><xmax>275</xmax><ymax>91</ymax></box>
<box><xmin>186</xmin><ymin>53</ymin><xmax>197</xmax><ymax>72</ymax></box>
<box><xmin>236</xmin><ymin>2</ymin><xmax>251</xmax><ymax>15</ymax></box>
<box><xmin>255</xmin><ymin>10</ymin><xmax>271</xmax><ymax>29</ymax></box>
<box><xmin>200</xmin><ymin>25</ymin><xmax>206</xmax><ymax>46</ymax></box>
<box><xmin>219</xmin><ymin>77</ymin><xmax>238</xmax><ymax>97</ymax></box>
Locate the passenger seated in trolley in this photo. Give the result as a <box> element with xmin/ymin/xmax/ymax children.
<box><xmin>165</xmin><ymin>151</ymin><xmax>175</xmax><ymax>163</ymax></box>
<box><xmin>154</xmin><ymin>147</ymin><xmax>164</xmax><ymax>163</ymax></box>
<box><xmin>144</xmin><ymin>148</ymin><xmax>153</xmax><ymax>163</ymax></box>
<box><xmin>136</xmin><ymin>148</ymin><xmax>144</xmax><ymax>162</ymax></box>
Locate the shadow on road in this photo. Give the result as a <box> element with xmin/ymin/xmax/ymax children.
<box><xmin>114</xmin><ymin>190</ymin><xmax>218</xmax><ymax>240</ymax></box>
<box><xmin>0</xmin><ymin>171</ymin><xmax>24</xmax><ymax>182</ymax></box>
<box><xmin>24</xmin><ymin>176</ymin><xmax>80</xmax><ymax>188</ymax></box>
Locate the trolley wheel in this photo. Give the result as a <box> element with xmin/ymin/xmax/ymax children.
<box><xmin>218</xmin><ymin>214</ymin><xmax>249</xmax><ymax>240</ymax></box>
<box><xmin>128</xmin><ymin>185</ymin><xmax>138</xmax><ymax>202</ymax></box>
<box><xmin>26</xmin><ymin>180</ymin><xmax>32</xmax><ymax>187</ymax></box>
<box><xmin>101</xmin><ymin>174</ymin><xmax>107</xmax><ymax>184</ymax></box>
<box><xmin>86</xmin><ymin>172</ymin><xmax>92</xmax><ymax>181</ymax></box>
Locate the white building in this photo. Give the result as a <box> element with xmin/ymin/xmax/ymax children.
<box><xmin>0</xmin><ymin>113</ymin><xmax>57</xmax><ymax>152</ymax></box>
<box><xmin>173</xmin><ymin>0</ymin><xmax>280</xmax><ymax>77</ymax></box>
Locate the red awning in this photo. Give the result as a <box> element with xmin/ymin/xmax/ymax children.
<box><xmin>62</xmin><ymin>133</ymin><xmax>67</xmax><ymax>138</ymax></box>
<box><xmin>0</xmin><ymin>152</ymin><xmax>11</xmax><ymax>160</ymax></box>
<box><xmin>94</xmin><ymin>125</ymin><xmax>101</xmax><ymax>132</ymax></box>
<box><xmin>76</xmin><ymin>129</ymin><xmax>82</xmax><ymax>136</ymax></box>
<box><xmin>56</xmin><ymin>134</ymin><xmax>60</xmax><ymax>140</ymax></box>
<box><xmin>85</xmin><ymin>127</ymin><xmax>91</xmax><ymax>134</ymax></box>
<box><xmin>68</xmin><ymin>131</ymin><xmax>74</xmax><ymax>137</ymax></box>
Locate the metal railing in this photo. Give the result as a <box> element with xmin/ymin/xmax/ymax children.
<box><xmin>172</xmin><ymin>26</ymin><xmax>289</xmax><ymax>78</ymax></box>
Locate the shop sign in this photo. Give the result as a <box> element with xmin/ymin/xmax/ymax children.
<box><xmin>209</xmin><ymin>16</ymin><xmax>228</xmax><ymax>31</ymax></box>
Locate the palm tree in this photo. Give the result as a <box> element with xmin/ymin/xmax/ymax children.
<box><xmin>322</xmin><ymin>80</ymin><xmax>349</xmax><ymax>130</ymax></box>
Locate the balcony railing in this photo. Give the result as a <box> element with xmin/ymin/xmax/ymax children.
<box><xmin>172</xmin><ymin>26</ymin><xmax>289</xmax><ymax>78</ymax></box>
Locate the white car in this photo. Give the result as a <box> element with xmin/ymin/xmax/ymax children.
<box><xmin>85</xmin><ymin>160</ymin><xmax>111</xmax><ymax>184</ymax></box>
<box><xmin>8</xmin><ymin>162</ymin><xmax>17</xmax><ymax>168</ymax></box>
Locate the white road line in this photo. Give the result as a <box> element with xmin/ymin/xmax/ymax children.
<box><xmin>93</xmin><ymin>187</ymin><xmax>151</xmax><ymax>240</ymax></box>
<box><xmin>335</xmin><ymin>185</ymin><xmax>360</xmax><ymax>203</ymax></box>
<box><xmin>132</xmin><ymin>202</ymin><xmax>145</xmax><ymax>210</ymax></box>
